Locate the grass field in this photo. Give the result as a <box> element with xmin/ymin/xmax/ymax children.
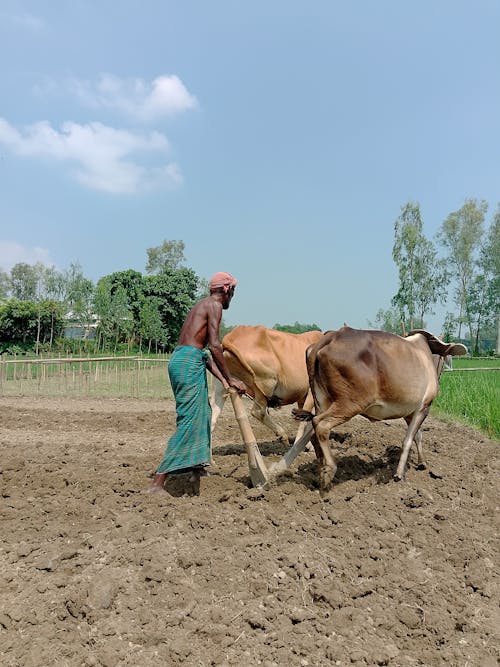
<box><xmin>433</xmin><ymin>358</ymin><xmax>499</xmax><ymax>440</ymax></box>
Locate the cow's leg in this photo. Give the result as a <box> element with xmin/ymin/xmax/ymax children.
<box><xmin>210</xmin><ymin>378</ymin><xmax>227</xmax><ymax>433</ymax></box>
<box><xmin>294</xmin><ymin>391</ymin><xmax>314</xmax><ymax>451</ymax></box>
<box><xmin>250</xmin><ymin>390</ymin><xmax>289</xmax><ymax>444</ymax></box>
<box><xmin>311</xmin><ymin>410</ymin><xmax>349</xmax><ymax>496</ymax></box>
<box><xmin>412</xmin><ymin>424</ymin><xmax>426</xmax><ymax>470</ymax></box>
<box><xmin>395</xmin><ymin>406</ymin><xmax>430</xmax><ymax>481</ymax></box>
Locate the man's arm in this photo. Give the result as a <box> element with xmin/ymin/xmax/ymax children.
<box><xmin>205</xmin><ymin>355</ymin><xmax>229</xmax><ymax>388</ymax></box>
<box><xmin>206</xmin><ymin>301</ymin><xmax>246</xmax><ymax>393</ymax></box>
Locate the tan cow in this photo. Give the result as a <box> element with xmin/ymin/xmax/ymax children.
<box><xmin>211</xmin><ymin>325</ymin><xmax>324</xmax><ymax>445</ymax></box>
<box><xmin>294</xmin><ymin>326</ymin><xmax>467</xmax><ymax>494</ymax></box>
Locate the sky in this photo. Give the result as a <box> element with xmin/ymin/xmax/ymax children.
<box><xmin>0</xmin><ymin>1</ymin><xmax>499</xmax><ymax>334</ymax></box>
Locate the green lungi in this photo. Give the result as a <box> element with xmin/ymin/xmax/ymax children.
<box><xmin>157</xmin><ymin>346</ymin><xmax>212</xmax><ymax>475</ymax></box>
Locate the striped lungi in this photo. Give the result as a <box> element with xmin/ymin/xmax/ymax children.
<box><xmin>156</xmin><ymin>346</ymin><xmax>212</xmax><ymax>475</ymax></box>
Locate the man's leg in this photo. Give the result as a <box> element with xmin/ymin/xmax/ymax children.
<box><xmin>147</xmin><ymin>472</ymin><xmax>168</xmax><ymax>493</ymax></box>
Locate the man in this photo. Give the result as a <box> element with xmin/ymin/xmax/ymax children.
<box><xmin>147</xmin><ymin>272</ymin><xmax>247</xmax><ymax>493</ymax></box>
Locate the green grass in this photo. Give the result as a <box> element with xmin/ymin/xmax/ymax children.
<box><xmin>433</xmin><ymin>359</ymin><xmax>499</xmax><ymax>440</ymax></box>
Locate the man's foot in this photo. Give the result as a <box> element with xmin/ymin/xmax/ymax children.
<box><xmin>146</xmin><ymin>472</ymin><xmax>167</xmax><ymax>493</ymax></box>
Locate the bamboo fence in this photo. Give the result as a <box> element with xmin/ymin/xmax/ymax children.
<box><xmin>0</xmin><ymin>355</ymin><xmax>178</xmax><ymax>399</ymax></box>
<box><xmin>0</xmin><ymin>354</ymin><xmax>496</xmax><ymax>400</ymax></box>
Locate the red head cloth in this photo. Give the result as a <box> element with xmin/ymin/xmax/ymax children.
<box><xmin>209</xmin><ymin>272</ymin><xmax>238</xmax><ymax>293</ymax></box>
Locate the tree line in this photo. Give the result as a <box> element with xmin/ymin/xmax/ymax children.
<box><xmin>0</xmin><ymin>201</ymin><xmax>499</xmax><ymax>356</ymax></box>
<box><xmin>370</xmin><ymin>198</ymin><xmax>499</xmax><ymax>354</ymax></box>
<box><xmin>0</xmin><ymin>241</ymin><xmax>202</xmax><ymax>355</ymax></box>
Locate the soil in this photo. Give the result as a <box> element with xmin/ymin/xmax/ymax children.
<box><xmin>0</xmin><ymin>396</ymin><xmax>498</xmax><ymax>667</ymax></box>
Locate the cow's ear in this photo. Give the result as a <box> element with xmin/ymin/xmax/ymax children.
<box><xmin>447</xmin><ymin>343</ymin><xmax>468</xmax><ymax>356</ymax></box>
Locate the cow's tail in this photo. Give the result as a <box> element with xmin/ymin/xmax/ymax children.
<box><xmin>221</xmin><ymin>339</ymin><xmax>258</xmax><ymax>391</ymax></box>
<box><xmin>222</xmin><ymin>339</ymin><xmax>254</xmax><ymax>374</ymax></box>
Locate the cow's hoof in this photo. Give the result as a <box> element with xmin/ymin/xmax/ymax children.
<box><xmin>319</xmin><ymin>465</ymin><xmax>336</xmax><ymax>493</ymax></box>
<box><xmin>393</xmin><ymin>472</ymin><xmax>405</xmax><ymax>482</ymax></box>
<box><xmin>319</xmin><ymin>488</ymin><xmax>334</xmax><ymax>501</ymax></box>
<box><xmin>416</xmin><ymin>462</ymin><xmax>427</xmax><ymax>471</ymax></box>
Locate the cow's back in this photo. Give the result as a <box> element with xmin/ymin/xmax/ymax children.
<box><xmin>222</xmin><ymin>325</ymin><xmax>323</xmax><ymax>403</ymax></box>
<box><xmin>308</xmin><ymin>327</ymin><xmax>439</xmax><ymax>419</ymax></box>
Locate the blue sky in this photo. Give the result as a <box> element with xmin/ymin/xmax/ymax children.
<box><xmin>1</xmin><ymin>1</ymin><xmax>499</xmax><ymax>334</ymax></box>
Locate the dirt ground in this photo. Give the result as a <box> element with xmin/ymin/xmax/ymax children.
<box><xmin>0</xmin><ymin>396</ymin><xmax>498</xmax><ymax>667</ymax></box>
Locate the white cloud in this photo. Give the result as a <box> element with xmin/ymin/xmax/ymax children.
<box><xmin>0</xmin><ymin>11</ymin><xmax>46</xmax><ymax>33</ymax></box>
<box><xmin>0</xmin><ymin>242</ymin><xmax>53</xmax><ymax>273</ymax></box>
<box><xmin>0</xmin><ymin>118</ymin><xmax>183</xmax><ymax>194</ymax></box>
<box><xmin>67</xmin><ymin>74</ymin><xmax>198</xmax><ymax>121</ymax></box>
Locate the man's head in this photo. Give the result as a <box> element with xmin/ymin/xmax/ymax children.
<box><xmin>209</xmin><ymin>272</ymin><xmax>238</xmax><ymax>308</ymax></box>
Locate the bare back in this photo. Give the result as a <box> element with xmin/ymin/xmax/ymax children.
<box><xmin>177</xmin><ymin>295</ymin><xmax>223</xmax><ymax>350</ymax></box>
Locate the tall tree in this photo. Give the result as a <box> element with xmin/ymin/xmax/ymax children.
<box><xmin>145</xmin><ymin>240</ymin><xmax>186</xmax><ymax>274</ymax></box>
<box><xmin>473</xmin><ymin>206</ymin><xmax>500</xmax><ymax>353</ymax></box>
<box><xmin>10</xmin><ymin>263</ymin><xmax>38</xmax><ymax>300</ymax></box>
<box><xmin>43</xmin><ymin>266</ymin><xmax>65</xmax><ymax>302</ymax></box>
<box><xmin>0</xmin><ymin>269</ymin><xmax>10</xmax><ymax>301</ymax></box>
<box><xmin>138</xmin><ymin>297</ymin><xmax>165</xmax><ymax>352</ymax></box>
<box><xmin>392</xmin><ymin>202</ymin><xmax>448</xmax><ymax>330</ymax></box>
<box><xmin>437</xmin><ymin>198</ymin><xmax>487</xmax><ymax>344</ymax></box>
<box><xmin>94</xmin><ymin>278</ymin><xmax>134</xmax><ymax>351</ymax></box>
<box><xmin>367</xmin><ymin>307</ymin><xmax>406</xmax><ymax>334</ymax></box>
<box><xmin>143</xmin><ymin>267</ymin><xmax>197</xmax><ymax>349</ymax></box>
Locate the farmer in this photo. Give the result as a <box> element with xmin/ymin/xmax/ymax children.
<box><xmin>147</xmin><ymin>272</ymin><xmax>247</xmax><ymax>493</ymax></box>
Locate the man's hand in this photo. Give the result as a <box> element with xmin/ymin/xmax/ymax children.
<box><xmin>229</xmin><ymin>377</ymin><xmax>247</xmax><ymax>395</ymax></box>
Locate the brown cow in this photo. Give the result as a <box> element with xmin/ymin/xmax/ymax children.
<box><xmin>294</xmin><ymin>326</ymin><xmax>467</xmax><ymax>494</ymax></box>
<box><xmin>211</xmin><ymin>325</ymin><xmax>324</xmax><ymax>445</ymax></box>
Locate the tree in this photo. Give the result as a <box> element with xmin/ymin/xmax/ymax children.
<box><xmin>273</xmin><ymin>322</ymin><xmax>322</xmax><ymax>334</ymax></box>
<box><xmin>367</xmin><ymin>307</ymin><xmax>406</xmax><ymax>334</ymax></box>
<box><xmin>195</xmin><ymin>277</ymin><xmax>210</xmax><ymax>301</ymax></box>
<box><xmin>472</xmin><ymin>206</ymin><xmax>500</xmax><ymax>353</ymax></box>
<box><xmin>0</xmin><ymin>299</ymin><xmax>64</xmax><ymax>351</ymax></box>
<box><xmin>437</xmin><ymin>198</ymin><xmax>487</xmax><ymax>345</ymax></box>
<box><xmin>10</xmin><ymin>263</ymin><xmax>38</xmax><ymax>300</ymax></box>
<box><xmin>43</xmin><ymin>266</ymin><xmax>66</xmax><ymax>302</ymax></box>
<box><xmin>488</xmin><ymin>207</ymin><xmax>500</xmax><ymax>354</ymax></box>
<box><xmin>143</xmin><ymin>268</ymin><xmax>198</xmax><ymax>349</ymax></box>
<box><xmin>392</xmin><ymin>202</ymin><xmax>448</xmax><ymax>330</ymax></box>
<box><xmin>0</xmin><ymin>269</ymin><xmax>10</xmax><ymax>301</ymax></box>
<box><xmin>94</xmin><ymin>277</ymin><xmax>134</xmax><ymax>351</ymax></box>
<box><xmin>103</xmin><ymin>269</ymin><xmax>145</xmax><ymax>323</ymax></box>
<box><xmin>145</xmin><ymin>240</ymin><xmax>186</xmax><ymax>274</ymax></box>
<box><xmin>138</xmin><ymin>297</ymin><xmax>165</xmax><ymax>352</ymax></box>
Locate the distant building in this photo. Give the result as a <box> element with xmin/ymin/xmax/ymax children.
<box><xmin>63</xmin><ymin>312</ymin><xmax>98</xmax><ymax>340</ymax></box>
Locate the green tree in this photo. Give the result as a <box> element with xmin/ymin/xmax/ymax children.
<box><xmin>367</xmin><ymin>307</ymin><xmax>407</xmax><ymax>334</ymax></box>
<box><xmin>43</xmin><ymin>266</ymin><xmax>66</xmax><ymax>302</ymax></box>
<box><xmin>471</xmin><ymin>206</ymin><xmax>500</xmax><ymax>353</ymax></box>
<box><xmin>392</xmin><ymin>202</ymin><xmax>448</xmax><ymax>330</ymax></box>
<box><xmin>103</xmin><ymin>270</ymin><xmax>145</xmax><ymax>322</ymax></box>
<box><xmin>143</xmin><ymin>268</ymin><xmax>198</xmax><ymax>349</ymax></box>
<box><xmin>0</xmin><ymin>299</ymin><xmax>64</xmax><ymax>351</ymax></box>
<box><xmin>145</xmin><ymin>240</ymin><xmax>186</xmax><ymax>274</ymax></box>
<box><xmin>195</xmin><ymin>277</ymin><xmax>210</xmax><ymax>301</ymax></box>
<box><xmin>437</xmin><ymin>198</ymin><xmax>487</xmax><ymax>345</ymax></box>
<box><xmin>0</xmin><ymin>269</ymin><xmax>10</xmax><ymax>301</ymax></box>
<box><xmin>138</xmin><ymin>297</ymin><xmax>165</xmax><ymax>352</ymax></box>
<box><xmin>94</xmin><ymin>278</ymin><xmax>134</xmax><ymax>351</ymax></box>
<box><xmin>10</xmin><ymin>263</ymin><xmax>38</xmax><ymax>300</ymax></box>
<box><xmin>273</xmin><ymin>321</ymin><xmax>322</xmax><ymax>334</ymax></box>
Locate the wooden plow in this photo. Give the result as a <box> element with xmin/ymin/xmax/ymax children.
<box><xmin>227</xmin><ymin>388</ymin><xmax>314</xmax><ymax>488</ymax></box>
